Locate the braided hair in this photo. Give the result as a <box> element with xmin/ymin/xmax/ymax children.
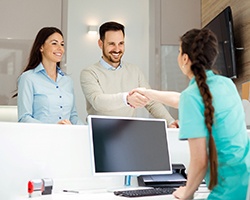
<box><xmin>180</xmin><ymin>29</ymin><xmax>219</xmax><ymax>190</ymax></box>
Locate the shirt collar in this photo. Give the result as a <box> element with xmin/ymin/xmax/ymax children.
<box><xmin>189</xmin><ymin>70</ymin><xmax>214</xmax><ymax>86</ymax></box>
<box><xmin>34</xmin><ymin>62</ymin><xmax>65</xmax><ymax>76</ymax></box>
<box><xmin>100</xmin><ymin>57</ymin><xmax>122</xmax><ymax>70</ymax></box>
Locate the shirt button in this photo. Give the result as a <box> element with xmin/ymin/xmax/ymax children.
<box><xmin>59</xmin><ymin>96</ymin><xmax>62</xmax><ymax>98</ymax></box>
<box><xmin>59</xmin><ymin>117</ymin><xmax>62</xmax><ymax>119</ymax></box>
<box><xmin>60</xmin><ymin>106</ymin><xmax>63</xmax><ymax>108</ymax></box>
<box><xmin>56</xmin><ymin>86</ymin><xmax>59</xmax><ymax>88</ymax></box>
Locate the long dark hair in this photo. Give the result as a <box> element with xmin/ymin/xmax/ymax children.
<box><xmin>12</xmin><ymin>27</ymin><xmax>63</xmax><ymax>98</ymax></box>
<box><xmin>180</xmin><ymin>28</ymin><xmax>219</xmax><ymax>190</ymax></box>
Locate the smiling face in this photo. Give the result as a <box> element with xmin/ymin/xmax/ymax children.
<box><xmin>40</xmin><ymin>32</ymin><xmax>64</xmax><ymax>65</ymax></box>
<box><xmin>98</xmin><ymin>30</ymin><xmax>125</xmax><ymax>68</ymax></box>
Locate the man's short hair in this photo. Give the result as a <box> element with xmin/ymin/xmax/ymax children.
<box><xmin>99</xmin><ymin>21</ymin><xmax>125</xmax><ymax>41</ymax></box>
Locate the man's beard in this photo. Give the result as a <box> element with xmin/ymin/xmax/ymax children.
<box><xmin>103</xmin><ymin>50</ymin><xmax>123</xmax><ymax>64</ymax></box>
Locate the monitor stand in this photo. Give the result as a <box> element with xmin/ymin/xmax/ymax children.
<box><xmin>107</xmin><ymin>175</ymin><xmax>153</xmax><ymax>192</ymax></box>
<box><xmin>124</xmin><ymin>175</ymin><xmax>131</xmax><ymax>186</ymax></box>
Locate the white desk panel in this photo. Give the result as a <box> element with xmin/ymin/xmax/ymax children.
<box><xmin>17</xmin><ymin>190</ymin><xmax>209</xmax><ymax>200</ymax></box>
<box><xmin>0</xmin><ymin>122</ymin><xmax>248</xmax><ymax>200</ymax></box>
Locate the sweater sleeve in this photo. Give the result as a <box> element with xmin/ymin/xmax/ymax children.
<box><xmin>136</xmin><ymin>67</ymin><xmax>175</xmax><ymax>125</ymax></box>
<box><xmin>80</xmin><ymin>64</ymin><xmax>127</xmax><ymax>112</ymax></box>
<box><xmin>145</xmin><ymin>102</ymin><xmax>175</xmax><ymax>126</ymax></box>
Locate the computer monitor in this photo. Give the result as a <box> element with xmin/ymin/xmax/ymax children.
<box><xmin>88</xmin><ymin>115</ymin><xmax>173</xmax><ymax>177</ymax></box>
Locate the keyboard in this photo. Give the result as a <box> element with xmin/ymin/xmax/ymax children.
<box><xmin>113</xmin><ymin>187</ymin><xmax>176</xmax><ymax>198</ymax></box>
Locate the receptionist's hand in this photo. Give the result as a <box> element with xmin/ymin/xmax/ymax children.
<box><xmin>173</xmin><ymin>186</ymin><xmax>186</xmax><ymax>199</ymax></box>
<box><xmin>173</xmin><ymin>186</ymin><xmax>193</xmax><ymax>200</ymax></box>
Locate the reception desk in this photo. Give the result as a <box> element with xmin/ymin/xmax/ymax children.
<box><xmin>0</xmin><ymin>122</ymin><xmax>248</xmax><ymax>200</ymax></box>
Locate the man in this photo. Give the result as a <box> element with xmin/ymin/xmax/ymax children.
<box><xmin>80</xmin><ymin>21</ymin><xmax>178</xmax><ymax>127</ymax></box>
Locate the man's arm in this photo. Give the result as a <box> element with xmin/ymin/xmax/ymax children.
<box><xmin>145</xmin><ymin>101</ymin><xmax>176</xmax><ymax>126</ymax></box>
<box><xmin>80</xmin><ymin>67</ymin><xmax>129</xmax><ymax>112</ymax></box>
<box><xmin>136</xmin><ymin>69</ymin><xmax>177</xmax><ymax>126</ymax></box>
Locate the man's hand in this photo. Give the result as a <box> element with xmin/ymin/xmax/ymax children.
<box><xmin>169</xmin><ymin>120</ymin><xmax>179</xmax><ymax>128</ymax></box>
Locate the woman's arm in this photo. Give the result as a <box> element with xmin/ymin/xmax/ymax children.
<box><xmin>17</xmin><ymin>74</ymin><xmax>42</xmax><ymax>123</ymax></box>
<box><xmin>130</xmin><ymin>88</ymin><xmax>180</xmax><ymax>109</ymax></box>
<box><xmin>173</xmin><ymin>137</ymin><xmax>208</xmax><ymax>199</ymax></box>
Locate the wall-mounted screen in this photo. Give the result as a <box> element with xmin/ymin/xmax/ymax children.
<box><xmin>204</xmin><ymin>6</ymin><xmax>237</xmax><ymax>79</ymax></box>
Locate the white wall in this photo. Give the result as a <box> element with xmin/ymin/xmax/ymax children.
<box><xmin>66</xmin><ymin>0</ymin><xmax>150</xmax><ymax>123</ymax></box>
<box><xmin>0</xmin><ymin>0</ymin><xmax>62</xmax><ymax>105</ymax></box>
<box><xmin>0</xmin><ymin>0</ymin><xmax>62</xmax><ymax>40</ymax></box>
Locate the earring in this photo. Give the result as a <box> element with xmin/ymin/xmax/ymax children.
<box><xmin>181</xmin><ymin>65</ymin><xmax>185</xmax><ymax>69</ymax></box>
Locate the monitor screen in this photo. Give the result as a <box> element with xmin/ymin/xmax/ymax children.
<box><xmin>88</xmin><ymin>115</ymin><xmax>172</xmax><ymax>176</ymax></box>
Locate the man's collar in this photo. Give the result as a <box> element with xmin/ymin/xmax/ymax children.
<box><xmin>100</xmin><ymin>57</ymin><xmax>122</xmax><ymax>70</ymax></box>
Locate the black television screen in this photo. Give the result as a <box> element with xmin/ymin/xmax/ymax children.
<box><xmin>204</xmin><ymin>6</ymin><xmax>237</xmax><ymax>79</ymax></box>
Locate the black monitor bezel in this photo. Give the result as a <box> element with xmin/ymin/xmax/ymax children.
<box><xmin>88</xmin><ymin>115</ymin><xmax>173</xmax><ymax>176</ymax></box>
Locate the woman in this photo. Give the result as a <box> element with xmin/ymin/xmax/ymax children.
<box><xmin>131</xmin><ymin>29</ymin><xmax>250</xmax><ymax>199</ymax></box>
<box><xmin>15</xmin><ymin>27</ymin><xmax>82</xmax><ymax>125</ymax></box>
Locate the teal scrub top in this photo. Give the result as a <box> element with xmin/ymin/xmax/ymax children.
<box><xmin>179</xmin><ymin>70</ymin><xmax>250</xmax><ymax>200</ymax></box>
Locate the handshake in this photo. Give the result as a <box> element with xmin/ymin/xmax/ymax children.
<box><xmin>127</xmin><ymin>87</ymin><xmax>180</xmax><ymax>109</ymax></box>
<box><xmin>127</xmin><ymin>88</ymin><xmax>150</xmax><ymax>108</ymax></box>
<box><xmin>126</xmin><ymin>87</ymin><xmax>180</xmax><ymax>128</ymax></box>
